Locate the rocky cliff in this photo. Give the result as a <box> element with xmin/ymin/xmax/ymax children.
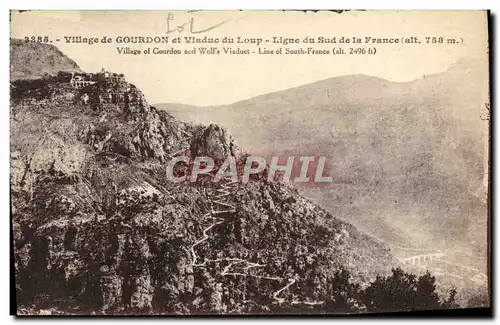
<box><xmin>11</xmin><ymin>49</ymin><xmax>398</xmax><ymax>315</ymax></box>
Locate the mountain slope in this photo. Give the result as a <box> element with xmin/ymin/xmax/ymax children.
<box><xmin>157</xmin><ymin>59</ymin><xmax>489</xmax><ymax>271</ymax></box>
<box><xmin>10</xmin><ymin>38</ymin><xmax>82</xmax><ymax>80</ymax></box>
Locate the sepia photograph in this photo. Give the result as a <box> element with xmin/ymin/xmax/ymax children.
<box><xmin>9</xmin><ymin>10</ymin><xmax>491</xmax><ymax>316</ymax></box>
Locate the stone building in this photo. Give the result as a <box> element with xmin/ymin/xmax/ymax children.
<box><xmin>59</xmin><ymin>68</ymin><xmax>125</xmax><ymax>89</ymax></box>
<box><xmin>70</xmin><ymin>75</ymin><xmax>96</xmax><ymax>89</ymax></box>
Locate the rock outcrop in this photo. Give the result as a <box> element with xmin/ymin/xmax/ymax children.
<box><xmin>190</xmin><ymin>124</ymin><xmax>242</xmax><ymax>162</ymax></box>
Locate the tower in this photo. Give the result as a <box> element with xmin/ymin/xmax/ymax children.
<box><xmin>101</xmin><ymin>68</ymin><xmax>109</xmax><ymax>78</ymax></box>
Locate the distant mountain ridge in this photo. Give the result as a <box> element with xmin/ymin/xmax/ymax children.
<box><xmin>10</xmin><ymin>38</ymin><xmax>82</xmax><ymax>80</ymax></box>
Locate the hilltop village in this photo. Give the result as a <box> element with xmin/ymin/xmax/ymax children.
<box><xmin>12</xmin><ymin>68</ymin><xmax>148</xmax><ymax>112</ymax></box>
<box><xmin>56</xmin><ymin>68</ymin><xmax>124</xmax><ymax>89</ymax></box>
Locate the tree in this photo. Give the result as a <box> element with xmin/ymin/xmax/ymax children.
<box><xmin>441</xmin><ymin>288</ymin><xmax>460</xmax><ymax>309</ymax></box>
<box><xmin>359</xmin><ymin>268</ymin><xmax>445</xmax><ymax>313</ymax></box>
<box><xmin>323</xmin><ymin>269</ymin><xmax>361</xmax><ymax>313</ymax></box>
<box><xmin>414</xmin><ymin>271</ymin><xmax>440</xmax><ymax>310</ymax></box>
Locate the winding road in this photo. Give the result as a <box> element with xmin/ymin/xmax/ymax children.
<box><xmin>188</xmin><ymin>180</ymin><xmax>324</xmax><ymax>305</ymax></box>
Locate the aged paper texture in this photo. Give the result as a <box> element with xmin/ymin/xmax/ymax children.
<box><xmin>10</xmin><ymin>10</ymin><xmax>490</xmax><ymax>315</ymax></box>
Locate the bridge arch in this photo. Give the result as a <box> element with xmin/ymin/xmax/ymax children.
<box><xmin>400</xmin><ymin>252</ymin><xmax>445</xmax><ymax>266</ymax></box>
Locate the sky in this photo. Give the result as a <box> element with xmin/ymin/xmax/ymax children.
<box><xmin>10</xmin><ymin>10</ymin><xmax>489</xmax><ymax>106</ymax></box>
